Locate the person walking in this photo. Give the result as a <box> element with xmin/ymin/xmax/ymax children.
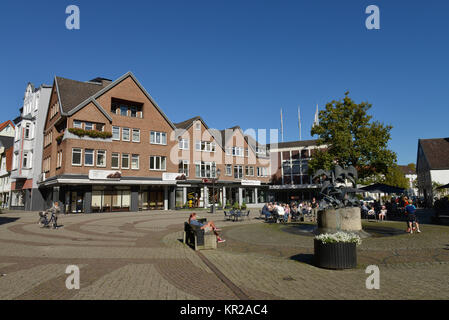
<box><xmin>405</xmin><ymin>201</ymin><xmax>421</xmax><ymax>234</ymax></box>
<box><xmin>49</xmin><ymin>201</ymin><xmax>62</xmax><ymax>229</ymax></box>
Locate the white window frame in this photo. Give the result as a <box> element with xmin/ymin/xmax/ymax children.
<box><xmin>225</xmin><ymin>164</ymin><xmax>232</xmax><ymax>176</ymax></box>
<box><xmin>96</xmin><ymin>150</ymin><xmax>106</xmax><ymax>168</ymax></box>
<box><xmin>131</xmin><ymin>154</ymin><xmax>140</xmax><ymax>170</ymax></box>
<box><xmin>234</xmin><ymin>165</ymin><xmax>243</xmax><ymax>179</ymax></box>
<box><xmin>149</xmin><ymin>156</ymin><xmax>167</xmax><ymax>171</ymax></box>
<box><xmin>179</xmin><ymin>160</ymin><xmax>189</xmax><ymax>177</ymax></box>
<box><xmin>24</xmin><ymin>123</ymin><xmax>31</xmax><ymax>139</ymax></box>
<box><xmin>132</xmin><ymin>129</ymin><xmax>140</xmax><ymax>143</ymax></box>
<box><xmin>195</xmin><ymin>161</ymin><xmax>216</xmax><ymax>178</ymax></box>
<box><xmin>72</xmin><ymin>148</ymin><xmax>82</xmax><ymax>166</ymax></box>
<box><xmin>111</xmin><ymin>153</ymin><xmax>120</xmax><ymax>169</ymax></box>
<box><xmin>84</xmin><ymin>149</ymin><xmax>94</xmax><ymax>167</ymax></box>
<box><xmin>121</xmin><ymin>154</ymin><xmax>130</xmax><ymax>169</ymax></box>
<box><xmin>179</xmin><ymin>139</ymin><xmax>189</xmax><ymax>150</ymax></box>
<box><xmin>112</xmin><ymin>126</ymin><xmax>120</xmax><ymax>141</ymax></box>
<box><xmin>84</xmin><ymin>122</ymin><xmax>93</xmax><ymax>131</ymax></box>
<box><xmin>150</xmin><ymin>131</ymin><xmax>167</xmax><ymax>145</ymax></box>
<box><xmin>74</xmin><ymin>120</ymin><xmax>83</xmax><ymax>129</ymax></box>
<box><xmin>122</xmin><ymin>128</ymin><xmax>130</xmax><ymax>141</ymax></box>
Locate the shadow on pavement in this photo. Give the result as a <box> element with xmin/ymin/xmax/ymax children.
<box><xmin>289</xmin><ymin>253</ymin><xmax>314</xmax><ymax>266</ymax></box>
<box><xmin>0</xmin><ymin>217</ymin><xmax>20</xmax><ymax>226</ymax></box>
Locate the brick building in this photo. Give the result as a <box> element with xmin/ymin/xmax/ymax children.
<box><xmin>39</xmin><ymin>72</ymin><xmax>272</xmax><ymax>213</ymax></box>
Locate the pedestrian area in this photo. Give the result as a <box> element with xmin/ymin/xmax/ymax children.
<box><xmin>0</xmin><ymin>209</ymin><xmax>448</xmax><ymax>300</ymax></box>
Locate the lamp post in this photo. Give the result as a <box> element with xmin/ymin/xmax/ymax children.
<box><xmin>211</xmin><ymin>168</ymin><xmax>221</xmax><ymax>213</ymax></box>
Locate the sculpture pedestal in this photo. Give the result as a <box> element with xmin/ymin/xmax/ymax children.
<box><xmin>316</xmin><ymin>207</ymin><xmax>370</xmax><ymax>237</ymax></box>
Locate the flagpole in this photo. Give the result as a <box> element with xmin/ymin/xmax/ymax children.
<box><xmin>280</xmin><ymin>108</ymin><xmax>284</xmax><ymax>142</ymax></box>
<box><xmin>298</xmin><ymin>105</ymin><xmax>301</xmax><ymax>141</ymax></box>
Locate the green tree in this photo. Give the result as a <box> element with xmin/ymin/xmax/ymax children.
<box><xmin>407</xmin><ymin>163</ymin><xmax>416</xmax><ymax>173</ymax></box>
<box><xmin>383</xmin><ymin>164</ymin><xmax>410</xmax><ymax>189</ymax></box>
<box><xmin>310</xmin><ymin>92</ymin><xmax>397</xmax><ymax>180</ymax></box>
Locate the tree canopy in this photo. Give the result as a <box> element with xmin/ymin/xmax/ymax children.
<box><xmin>309</xmin><ymin>92</ymin><xmax>397</xmax><ymax>180</ymax></box>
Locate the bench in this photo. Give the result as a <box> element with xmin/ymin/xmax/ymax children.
<box><xmin>183</xmin><ymin>222</ymin><xmax>217</xmax><ymax>251</ymax></box>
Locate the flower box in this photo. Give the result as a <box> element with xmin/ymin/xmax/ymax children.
<box><xmin>313</xmin><ymin>232</ymin><xmax>360</xmax><ymax>269</ymax></box>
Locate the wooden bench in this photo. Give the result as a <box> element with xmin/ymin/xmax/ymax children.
<box><xmin>183</xmin><ymin>222</ymin><xmax>217</xmax><ymax>251</ymax></box>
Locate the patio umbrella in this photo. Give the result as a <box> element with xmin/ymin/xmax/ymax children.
<box><xmin>360</xmin><ymin>183</ymin><xmax>405</xmax><ymax>194</ymax></box>
<box><xmin>436</xmin><ymin>183</ymin><xmax>449</xmax><ymax>190</ymax></box>
<box><xmin>360</xmin><ymin>183</ymin><xmax>405</xmax><ymax>205</ymax></box>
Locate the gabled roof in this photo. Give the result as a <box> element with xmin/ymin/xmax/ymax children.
<box><xmin>418</xmin><ymin>138</ymin><xmax>449</xmax><ymax>170</ymax></box>
<box><xmin>55</xmin><ymin>77</ymin><xmax>109</xmax><ymax>114</ymax></box>
<box><xmin>0</xmin><ymin>120</ymin><xmax>15</xmax><ymax>131</ymax></box>
<box><xmin>174</xmin><ymin>116</ymin><xmax>203</xmax><ymax>130</ymax></box>
<box><xmin>398</xmin><ymin>165</ymin><xmax>416</xmax><ymax>175</ymax></box>
<box><xmin>54</xmin><ymin>72</ymin><xmax>176</xmax><ymax>129</ymax></box>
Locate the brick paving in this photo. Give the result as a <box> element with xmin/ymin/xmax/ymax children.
<box><xmin>0</xmin><ymin>209</ymin><xmax>448</xmax><ymax>300</ymax></box>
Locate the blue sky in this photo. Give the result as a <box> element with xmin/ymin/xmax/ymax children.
<box><xmin>1</xmin><ymin>0</ymin><xmax>448</xmax><ymax>165</ymax></box>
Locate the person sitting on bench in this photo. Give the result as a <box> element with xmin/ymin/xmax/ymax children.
<box><xmin>188</xmin><ymin>213</ymin><xmax>226</xmax><ymax>243</ymax></box>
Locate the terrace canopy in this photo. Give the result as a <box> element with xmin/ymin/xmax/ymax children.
<box><xmin>436</xmin><ymin>183</ymin><xmax>449</xmax><ymax>190</ymax></box>
<box><xmin>360</xmin><ymin>183</ymin><xmax>405</xmax><ymax>195</ymax></box>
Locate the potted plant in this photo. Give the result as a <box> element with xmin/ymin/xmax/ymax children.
<box><xmin>241</xmin><ymin>202</ymin><xmax>247</xmax><ymax>210</ymax></box>
<box><xmin>314</xmin><ymin>232</ymin><xmax>361</xmax><ymax>269</ymax></box>
<box><xmin>232</xmin><ymin>202</ymin><xmax>240</xmax><ymax>211</ymax></box>
<box><xmin>225</xmin><ymin>200</ymin><xmax>231</xmax><ymax>209</ymax></box>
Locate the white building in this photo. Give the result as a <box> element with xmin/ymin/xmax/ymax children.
<box><xmin>0</xmin><ymin>135</ymin><xmax>15</xmax><ymax>207</ymax></box>
<box><xmin>398</xmin><ymin>165</ymin><xmax>418</xmax><ymax>196</ymax></box>
<box><xmin>10</xmin><ymin>83</ymin><xmax>51</xmax><ymax>210</ymax></box>
<box><xmin>416</xmin><ymin>138</ymin><xmax>449</xmax><ymax>207</ymax></box>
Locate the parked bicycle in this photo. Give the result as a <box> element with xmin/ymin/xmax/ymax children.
<box><xmin>38</xmin><ymin>210</ymin><xmax>58</xmax><ymax>229</ymax></box>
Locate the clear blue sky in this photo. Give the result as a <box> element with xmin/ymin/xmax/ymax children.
<box><xmin>1</xmin><ymin>0</ymin><xmax>448</xmax><ymax>165</ymax></box>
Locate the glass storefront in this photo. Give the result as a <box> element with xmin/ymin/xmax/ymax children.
<box><xmin>92</xmin><ymin>186</ymin><xmax>131</xmax><ymax>212</ymax></box>
<box><xmin>139</xmin><ymin>186</ymin><xmax>164</xmax><ymax>210</ymax></box>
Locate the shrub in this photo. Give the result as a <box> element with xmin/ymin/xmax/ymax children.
<box><xmin>225</xmin><ymin>200</ymin><xmax>231</xmax><ymax>208</ymax></box>
<box><xmin>68</xmin><ymin>128</ymin><xmax>112</xmax><ymax>139</ymax></box>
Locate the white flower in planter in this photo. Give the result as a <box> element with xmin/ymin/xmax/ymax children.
<box><xmin>315</xmin><ymin>231</ymin><xmax>362</xmax><ymax>245</ymax></box>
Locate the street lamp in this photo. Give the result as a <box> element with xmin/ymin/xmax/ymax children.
<box><xmin>211</xmin><ymin>168</ymin><xmax>221</xmax><ymax>213</ymax></box>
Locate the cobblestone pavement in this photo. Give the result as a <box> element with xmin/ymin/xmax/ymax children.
<box><xmin>0</xmin><ymin>209</ymin><xmax>448</xmax><ymax>300</ymax></box>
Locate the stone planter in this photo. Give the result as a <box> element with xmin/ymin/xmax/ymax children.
<box><xmin>314</xmin><ymin>239</ymin><xmax>357</xmax><ymax>269</ymax></box>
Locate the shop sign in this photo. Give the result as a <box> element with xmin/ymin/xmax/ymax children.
<box><xmin>163</xmin><ymin>173</ymin><xmax>186</xmax><ymax>181</ymax></box>
<box><xmin>241</xmin><ymin>180</ymin><xmax>261</xmax><ymax>186</ymax></box>
<box><xmin>89</xmin><ymin>170</ymin><xmax>122</xmax><ymax>180</ymax></box>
